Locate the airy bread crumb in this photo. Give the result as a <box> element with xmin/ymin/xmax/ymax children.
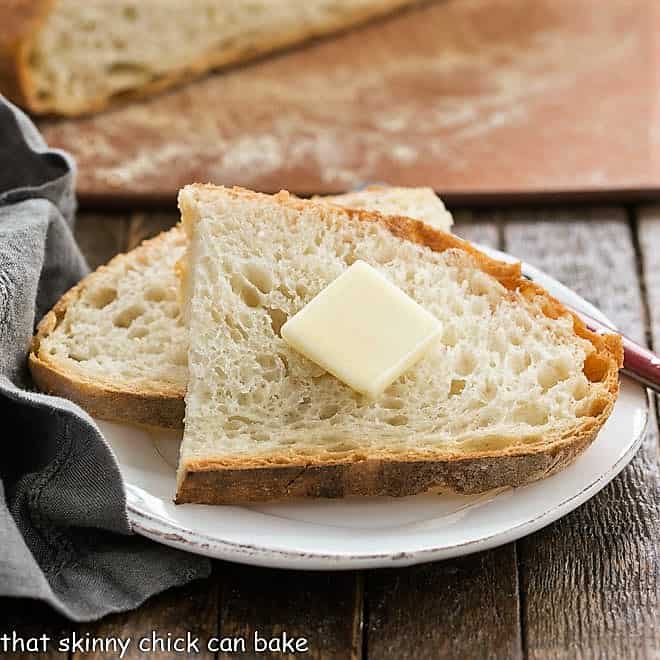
<box><xmin>175</xmin><ymin>185</ymin><xmax>621</xmax><ymax>503</ymax></box>
<box><xmin>30</xmin><ymin>187</ymin><xmax>452</xmax><ymax>427</ymax></box>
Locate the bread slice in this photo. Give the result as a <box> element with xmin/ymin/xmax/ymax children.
<box><xmin>1</xmin><ymin>0</ymin><xmax>417</xmax><ymax>116</ymax></box>
<box><xmin>176</xmin><ymin>185</ymin><xmax>622</xmax><ymax>504</ymax></box>
<box><xmin>30</xmin><ymin>187</ymin><xmax>452</xmax><ymax>427</ymax></box>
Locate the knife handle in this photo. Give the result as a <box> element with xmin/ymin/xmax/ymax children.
<box><xmin>573</xmin><ymin>309</ymin><xmax>660</xmax><ymax>394</ymax></box>
<box><xmin>620</xmin><ymin>335</ymin><xmax>660</xmax><ymax>394</ymax></box>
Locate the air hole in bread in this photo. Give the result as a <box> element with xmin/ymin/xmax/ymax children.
<box><xmin>583</xmin><ymin>354</ymin><xmax>608</xmax><ymax>382</ymax></box>
<box><xmin>230</xmin><ymin>274</ymin><xmax>261</xmax><ymax>308</ymax></box>
<box><xmin>144</xmin><ymin>286</ymin><xmax>167</xmax><ymax>303</ymax></box>
<box><xmin>225</xmin><ymin>315</ymin><xmax>247</xmax><ymax>340</ymax></box>
<box><xmin>122</xmin><ymin>5</ymin><xmax>137</xmax><ymax>21</ymax></box>
<box><xmin>449</xmin><ymin>379</ymin><xmax>465</xmax><ymax>395</ymax></box>
<box><xmin>256</xmin><ymin>354</ymin><xmax>277</xmax><ymax>370</ymax></box>
<box><xmin>114</xmin><ymin>303</ymin><xmax>144</xmax><ymax>328</ymax></box>
<box><xmin>128</xmin><ymin>325</ymin><xmax>148</xmax><ymax>339</ymax></box>
<box><xmin>509</xmin><ymin>331</ymin><xmax>523</xmax><ymax>346</ymax></box>
<box><xmin>382</xmin><ymin>397</ymin><xmax>404</xmax><ymax>410</ymax></box>
<box><xmin>267</xmin><ymin>308</ymin><xmax>287</xmax><ymax>336</ymax></box>
<box><xmin>242</xmin><ymin>262</ymin><xmax>273</xmax><ymax>294</ymax></box>
<box><xmin>326</xmin><ymin>442</ymin><xmax>359</xmax><ymax>453</ymax></box>
<box><xmin>295</xmin><ymin>283</ymin><xmax>308</xmax><ymax>298</ymax></box>
<box><xmin>107</xmin><ymin>61</ymin><xmax>147</xmax><ymax>76</ymax></box>
<box><xmin>87</xmin><ymin>286</ymin><xmax>117</xmax><ymax>309</ymax></box>
<box><xmin>277</xmin><ymin>283</ymin><xmax>296</xmax><ymax>301</ymax></box>
<box><xmin>277</xmin><ymin>353</ymin><xmax>290</xmax><ymax>376</ymax></box>
<box><xmin>319</xmin><ymin>404</ymin><xmax>339</xmax><ymax>420</ymax></box>
<box><xmin>224</xmin><ymin>416</ymin><xmax>250</xmax><ymax>431</ymax></box>
<box><xmin>386</xmin><ymin>414</ymin><xmax>408</xmax><ymax>426</ymax></box>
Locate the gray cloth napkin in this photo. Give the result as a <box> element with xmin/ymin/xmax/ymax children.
<box><xmin>0</xmin><ymin>96</ymin><xmax>211</xmax><ymax>621</ymax></box>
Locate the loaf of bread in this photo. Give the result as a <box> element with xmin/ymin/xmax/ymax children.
<box><xmin>176</xmin><ymin>185</ymin><xmax>621</xmax><ymax>504</ymax></box>
<box><xmin>30</xmin><ymin>186</ymin><xmax>450</xmax><ymax>427</ymax></box>
<box><xmin>1</xmin><ymin>0</ymin><xmax>417</xmax><ymax>115</ymax></box>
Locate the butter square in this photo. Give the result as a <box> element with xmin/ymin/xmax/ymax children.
<box><xmin>281</xmin><ymin>260</ymin><xmax>442</xmax><ymax>399</ymax></box>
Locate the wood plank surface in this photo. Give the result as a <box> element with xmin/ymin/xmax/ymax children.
<box><xmin>504</xmin><ymin>208</ymin><xmax>660</xmax><ymax>659</ymax></box>
<box><xmin>217</xmin><ymin>564</ymin><xmax>362</xmax><ymax>660</ymax></box>
<box><xmin>0</xmin><ymin>599</ymin><xmax>70</xmax><ymax>659</ymax></box>
<box><xmin>366</xmin><ymin>547</ymin><xmax>522</xmax><ymax>660</ymax></box>
<box><xmin>124</xmin><ymin>212</ymin><xmax>180</xmax><ymax>250</ymax></box>
<box><xmin>366</xmin><ymin>215</ymin><xmax>523</xmax><ymax>660</ymax></box>
<box><xmin>71</xmin><ymin>575</ymin><xmax>218</xmax><ymax>660</ymax></box>
<box><xmin>638</xmin><ymin>206</ymin><xmax>660</xmax><ymax>348</ymax></box>
<box><xmin>74</xmin><ymin>212</ymin><xmax>130</xmax><ymax>270</ymax></box>
<box><xmin>38</xmin><ymin>0</ymin><xmax>658</xmax><ymax>205</ymax></box>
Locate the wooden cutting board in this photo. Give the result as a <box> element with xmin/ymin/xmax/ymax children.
<box><xmin>38</xmin><ymin>0</ymin><xmax>658</xmax><ymax>206</ymax></box>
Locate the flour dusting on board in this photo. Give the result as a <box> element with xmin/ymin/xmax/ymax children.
<box><xmin>40</xmin><ymin>0</ymin><xmax>648</xmax><ymax>197</ymax></box>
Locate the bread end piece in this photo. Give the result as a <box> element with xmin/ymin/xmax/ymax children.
<box><xmin>3</xmin><ymin>0</ymin><xmax>420</xmax><ymax>116</ymax></box>
<box><xmin>29</xmin><ymin>229</ymin><xmax>187</xmax><ymax>428</ymax></box>
<box><xmin>0</xmin><ymin>0</ymin><xmax>53</xmax><ymax>112</ymax></box>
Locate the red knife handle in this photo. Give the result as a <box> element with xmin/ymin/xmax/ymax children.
<box><xmin>620</xmin><ymin>335</ymin><xmax>660</xmax><ymax>393</ymax></box>
<box><xmin>573</xmin><ymin>309</ymin><xmax>660</xmax><ymax>394</ymax></box>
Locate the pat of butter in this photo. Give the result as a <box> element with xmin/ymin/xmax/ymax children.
<box><xmin>281</xmin><ymin>260</ymin><xmax>442</xmax><ymax>399</ymax></box>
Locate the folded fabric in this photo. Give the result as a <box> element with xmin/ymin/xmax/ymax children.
<box><xmin>0</xmin><ymin>96</ymin><xmax>210</xmax><ymax>622</ymax></box>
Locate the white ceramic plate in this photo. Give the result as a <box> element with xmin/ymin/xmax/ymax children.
<box><xmin>99</xmin><ymin>246</ymin><xmax>649</xmax><ymax>569</ymax></box>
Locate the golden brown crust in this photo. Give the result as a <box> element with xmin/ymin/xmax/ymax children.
<box><xmin>0</xmin><ymin>0</ymin><xmax>53</xmax><ymax>110</ymax></box>
<box><xmin>29</xmin><ymin>227</ymin><xmax>186</xmax><ymax>428</ymax></box>
<box><xmin>176</xmin><ymin>427</ymin><xmax>598</xmax><ymax>503</ymax></box>
<box><xmin>3</xmin><ymin>0</ymin><xmax>418</xmax><ymax>116</ymax></box>
<box><xmin>176</xmin><ymin>185</ymin><xmax>622</xmax><ymax>504</ymax></box>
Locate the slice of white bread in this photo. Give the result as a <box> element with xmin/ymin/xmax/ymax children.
<box><xmin>1</xmin><ymin>0</ymin><xmax>417</xmax><ymax>116</ymax></box>
<box><xmin>29</xmin><ymin>187</ymin><xmax>451</xmax><ymax>428</ymax></box>
<box><xmin>176</xmin><ymin>185</ymin><xmax>622</xmax><ymax>504</ymax></box>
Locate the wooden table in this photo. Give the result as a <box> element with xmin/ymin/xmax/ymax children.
<box><xmin>2</xmin><ymin>202</ymin><xmax>659</xmax><ymax>659</ymax></box>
